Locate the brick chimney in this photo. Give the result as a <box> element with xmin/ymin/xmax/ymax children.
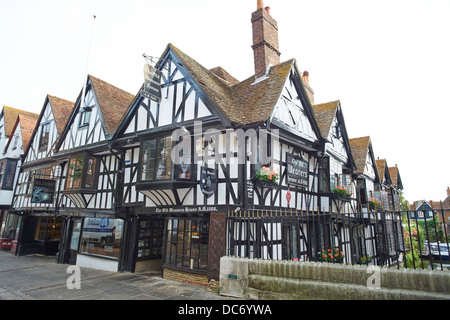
<box><xmin>447</xmin><ymin>186</ymin><xmax>450</xmax><ymax>197</ymax></box>
<box><xmin>252</xmin><ymin>1</ymin><xmax>281</xmax><ymax>79</ymax></box>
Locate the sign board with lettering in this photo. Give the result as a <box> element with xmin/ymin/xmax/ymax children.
<box><xmin>140</xmin><ymin>64</ymin><xmax>162</xmax><ymax>103</ymax></box>
<box><xmin>31</xmin><ymin>178</ymin><xmax>56</xmax><ymax>204</ymax></box>
<box><xmin>286</xmin><ymin>154</ymin><xmax>309</xmax><ymax>188</ymax></box>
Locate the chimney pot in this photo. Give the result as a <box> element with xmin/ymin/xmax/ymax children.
<box><xmin>257</xmin><ymin>0</ymin><xmax>264</xmax><ymax>10</ymax></box>
<box><xmin>302</xmin><ymin>71</ymin><xmax>310</xmax><ymax>84</ymax></box>
<box><xmin>252</xmin><ymin>1</ymin><xmax>281</xmax><ymax>79</ymax></box>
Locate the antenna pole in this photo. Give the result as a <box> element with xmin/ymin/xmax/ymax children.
<box><xmin>81</xmin><ymin>15</ymin><xmax>97</xmax><ymax>109</ymax></box>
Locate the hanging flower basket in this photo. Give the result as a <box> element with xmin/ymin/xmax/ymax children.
<box><xmin>253</xmin><ymin>166</ymin><xmax>279</xmax><ymax>188</ymax></box>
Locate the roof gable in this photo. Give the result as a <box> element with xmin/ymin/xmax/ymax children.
<box><xmin>2</xmin><ymin>106</ymin><xmax>38</xmax><ymax>138</ymax></box>
<box><xmin>4</xmin><ymin>113</ymin><xmax>39</xmax><ymax>154</ymax></box>
<box><xmin>349</xmin><ymin>136</ymin><xmax>380</xmax><ymax>183</ymax></box>
<box><xmin>376</xmin><ymin>159</ymin><xmax>393</xmax><ymax>185</ymax></box>
<box><xmin>388</xmin><ymin>166</ymin><xmax>403</xmax><ymax>190</ymax></box>
<box><xmin>47</xmin><ymin>95</ymin><xmax>74</xmax><ymax>135</ymax></box>
<box><xmin>57</xmin><ymin>75</ymin><xmax>134</xmax><ymax>151</ymax></box>
<box><xmin>313</xmin><ymin>100</ymin><xmax>356</xmax><ymax>170</ymax></box>
<box><xmin>89</xmin><ymin>75</ymin><xmax>135</xmax><ymax>135</ymax></box>
<box><xmin>21</xmin><ymin>95</ymin><xmax>74</xmax><ymax>162</ymax></box>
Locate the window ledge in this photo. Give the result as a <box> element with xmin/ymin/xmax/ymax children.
<box><xmin>62</xmin><ymin>188</ymin><xmax>98</xmax><ymax>195</ymax></box>
<box><xmin>135</xmin><ymin>180</ymin><xmax>195</xmax><ymax>191</ymax></box>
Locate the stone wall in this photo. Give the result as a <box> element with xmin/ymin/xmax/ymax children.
<box><xmin>219</xmin><ymin>257</ymin><xmax>450</xmax><ymax>300</ymax></box>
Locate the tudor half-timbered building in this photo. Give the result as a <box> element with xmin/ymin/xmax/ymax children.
<box><xmin>0</xmin><ymin>107</ymin><xmax>39</xmax><ymax>241</ymax></box>
<box><xmin>52</xmin><ymin>75</ymin><xmax>134</xmax><ymax>271</ymax></box>
<box><xmin>12</xmin><ymin>95</ymin><xmax>73</xmax><ymax>255</ymax></box>
<box><xmin>0</xmin><ymin>109</ymin><xmax>39</xmax><ymax>252</ymax></box>
<box><xmin>8</xmin><ymin>1</ymin><xmax>407</xmax><ymax>281</ymax></box>
<box><xmin>349</xmin><ymin>136</ymin><xmax>381</xmax><ymax>210</ymax></box>
<box><xmin>312</xmin><ymin>100</ymin><xmax>357</xmax><ymax>213</ymax></box>
<box><xmin>109</xmin><ymin>3</ymin><xmax>342</xmax><ymax>283</ymax></box>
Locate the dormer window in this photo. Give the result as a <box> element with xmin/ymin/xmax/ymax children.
<box><xmin>39</xmin><ymin>122</ymin><xmax>50</xmax><ymax>151</ymax></box>
<box><xmin>79</xmin><ymin>107</ymin><xmax>92</xmax><ymax>127</ymax></box>
<box><xmin>12</xmin><ymin>135</ymin><xmax>19</xmax><ymax>150</ymax></box>
<box><xmin>333</xmin><ymin>124</ymin><xmax>341</xmax><ymax>139</ymax></box>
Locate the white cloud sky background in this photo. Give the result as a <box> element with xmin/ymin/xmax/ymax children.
<box><xmin>0</xmin><ymin>0</ymin><xmax>449</xmax><ymax>203</ymax></box>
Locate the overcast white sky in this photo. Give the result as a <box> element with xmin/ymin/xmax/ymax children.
<box><xmin>1</xmin><ymin>0</ymin><xmax>449</xmax><ymax>203</ymax></box>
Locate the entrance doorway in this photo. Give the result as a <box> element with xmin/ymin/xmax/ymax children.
<box><xmin>135</xmin><ymin>218</ymin><xmax>164</xmax><ymax>273</ymax></box>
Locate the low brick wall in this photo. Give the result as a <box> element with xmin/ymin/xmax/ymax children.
<box><xmin>163</xmin><ymin>267</ymin><xmax>209</xmax><ymax>287</ymax></box>
<box><xmin>219</xmin><ymin>257</ymin><xmax>450</xmax><ymax>300</ymax></box>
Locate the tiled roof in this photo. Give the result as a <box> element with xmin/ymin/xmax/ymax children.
<box><xmin>47</xmin><ymin>95</ymin><xmax>74</xmax><ymax>135</ymax></box>
<box><xmin>312</xmin><ymin>100</ymin><xmax>340</xmax><ymax>138</ymax></box>
<box><xmin>232</xmin><ymin>60</ymin><xmax>294</xmax><ymax>125</ymax></box>
<box><xmin>4</xmin><ymin>113</ymin><xmax>39</xmax><ymax>153</ymax></box>
<box><xmin>388</xmin><ymin>166</ymin><xmax>403</xmax><ymax>189</ymax></box>
<box><xmin>2</xmin><ymin>106</ymin><xmax>39</xmax><ymax>138</ymax></box>
<box><xmin>168</xmin><ymin>44</ymin><xmax>293</xmax><ymax>126</ymax></box>
<box><xmin>376</xmin><ymin>159</ymin><xmax>389</xmax><ymax>184</ymax></box>
<box><xmin>349</xmin><ymin>136</ymin><xmax>371</xmax><ymax>174</ymax></box>
<box><xmin>18</xmin><ymin>114</ymin><xmax>39</xmax><ymax>151</ymax></box>
<box><xmin>209</xmin><ymin>67</ymin><xmax>240</xmax><ymax>86</ymax></box>
<box><xmin>89</xmin><ymin>75</ymin><xmax>135</xmax><ymax>134</ymax></box>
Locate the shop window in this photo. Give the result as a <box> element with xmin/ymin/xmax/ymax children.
<box><xmin>79</xmin><ymin>218</ymin><xmax>123</xmax><ymax>260</ymax></box>
<box><xmin>39</xmin><ymin>122</ymin><xmax>50</xmax><ymax>151</ymax></box>
<box><xmin>65</xmin><ymin>154</ymin><xmax>99</xmax><ymax>190</ymax></box>
<box><xmin>0</xmin><ymin>158</ymin><xmax>18</xmax><ymax>190</ymax></box>
<box><xmin>34</xmin><ymin>217</ymin><xmax>62</xmax><ymax>241</ymax></box>
<box><xmin>164</xmin><ymin>218</ymin><xmax>209</xmax><ymax>271</ymax></box>
<box><xmin>69</xmin><ymin>219</ymin><xmax>83</xmax><ymax>251</ymax></box>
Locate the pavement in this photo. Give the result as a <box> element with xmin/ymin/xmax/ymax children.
<box><xmin>0</xmin><ymin>250</ymin><xmax>239</xmax><ymax>301</ymax></box>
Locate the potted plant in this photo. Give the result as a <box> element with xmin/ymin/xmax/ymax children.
<box><xmin>332</xmin><ymin>186</ymin><xmax>352</xmax><ymax>197</ymax></box>
<box><xmin>369</xmin><ymin>198</ymin><xmax>383</xmax><ymax>210</ymax></box>
<box><xmin>319</xmin><ymin>248</ymin><xmax>345</xmax><ymax>263</ymax></box>
<box><xmin>254</xmin><ymin>165</ymin><xmax>279</xmax><ymax>187</ymax></box>
<box><xmin>359</xmin><ymin>255</ymin><xmax>372</xmax><ymax>264</ymax></box>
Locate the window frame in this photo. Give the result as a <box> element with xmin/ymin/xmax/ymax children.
<box><xmin>65</xmin><ymin>153</ymin><xmax>100</xmax><ymax>191</ymax></box>
<box><xmin>78</xmin><ymin>108</ymin><xmax>92</xmax><ymax>128</ymax></box>
<box><xmin>140</xmin><ymin>135</ymin><xmax>193</xmax><ymax>183</ymax></box>
<box><xmin>163</xmin><ymin>217</ymin><xmax>209</xmax><ymax>272</ymax></box>
<box><xmin>39</xmin><ymin>122</ymin><xmax>51</xmax><ymax>151</ymax></box>
<box><xmin>0</xmin><ymin>158</ymin><xmax>19</xmax><ymax>190</ymax></box>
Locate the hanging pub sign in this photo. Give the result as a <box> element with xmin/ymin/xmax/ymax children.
<box><xmin>200</xmin><ymin>166</ymin><xmax>217</xmax><ymax>199</ymax></box>
<box><xmin>31</xmin><ymin>178</ymin><xmax>56</xmax><ymax>204</ymax></box>
<box><xmin>286</xmin><ymin>154</ymin><xmax>309</xmax><ymax>188</ymax></box>
<box><xmin>140</xmin><ymin>63</ymin><xmax>162</xmax><ymax>103</ymax></box>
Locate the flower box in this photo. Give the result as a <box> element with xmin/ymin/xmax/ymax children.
<box><xmin>252</xmin><ymin>178</ymin><xmax>276</xmax><ymax>188</ymax></box>
<box><xmin>253</xmin><ymin>165</ymin><xmax>279</xmax><ymax>188</ymax></box>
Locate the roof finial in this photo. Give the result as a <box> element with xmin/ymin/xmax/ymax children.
<box><xmin>257</xmin><ymin>0</ymin><xmax>264</xmax><ymax>10</ymax></box>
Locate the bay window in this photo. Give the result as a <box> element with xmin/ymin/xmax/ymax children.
<box><xmin>65</xmin><ymin>153</ymin><xmax>99</xmax><ymax>190</ymax></box>
<box><xmin>140</xmin><ymin>136</ymin><xmax>192</xmax><ymax>182</ymax></box>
